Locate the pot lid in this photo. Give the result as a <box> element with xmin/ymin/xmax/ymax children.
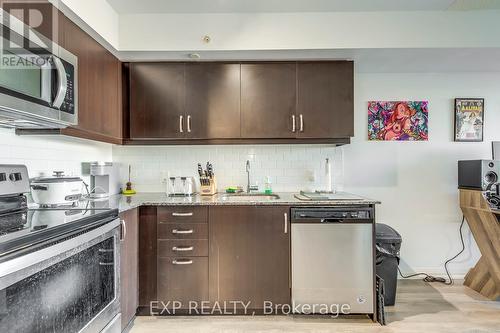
<box><xmin>31</xmin><ymin>177</ymin><xmax>83</xmax><ymax>183</ymax></box>
<box><xmin>31</xmin><ymin>171</ymin><xmax>83</xmax><ymax>184</ymax></box>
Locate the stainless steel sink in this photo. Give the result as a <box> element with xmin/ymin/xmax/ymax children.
<box><xmin>218</xmin><ymin>193</ymin><xmax>281</xmax><ymax>202</ymax></box>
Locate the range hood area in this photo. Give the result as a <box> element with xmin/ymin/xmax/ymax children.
<box><xmin>0</xmin><ymin>108</ymin><xmax>68</xmax><ymax>129</ymax></box>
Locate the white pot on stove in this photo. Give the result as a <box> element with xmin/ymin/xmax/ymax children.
<box><xmin>30</xmin><ymin>172</ymin><xmax>84</xmax><ymax>206</ymax></box>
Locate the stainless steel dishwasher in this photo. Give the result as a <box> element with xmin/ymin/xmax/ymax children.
<box><xmin>291</xmin><ymin>206</ymin><xmax>374</xmax><ymax>315</ymax></box>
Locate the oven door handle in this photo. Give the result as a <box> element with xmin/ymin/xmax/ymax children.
<box><xmin>120</xmin><ymin>219</ymin><xmax>127</xmax><ymax>242</ymax></box>
<box><xmin>52</xmin><ymin>56</ymin><xmax>68</xmax><ymax>109</ymax></box>
<box><xmin>0</xmin><ymin>218</ymin><xmax>120</xmax><ymax>289</ymax></box>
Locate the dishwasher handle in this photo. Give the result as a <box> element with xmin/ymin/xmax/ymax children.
<box><xmin>321</xmin><ymin>218</ymin><xmax>345</xmax><ymax>223</ymax></box>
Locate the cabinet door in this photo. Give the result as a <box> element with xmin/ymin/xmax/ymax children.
<box><xmin>185</xmin><ymin>63</ymin><xmax>241</xmax><ymax>139</ymax></box>
<box><xmin>241</xmin><ymin>63</ymin><xmax>296</xmax><ymax>138</ymax></box>
<box><xmin>130</xmin><ymin>63</ymin><xmax>185</xmax><ymax>139</ymax></box>
<box><xmin>297</xmin><ymin>62</ymin><xmax>354</xmax><ymax>138</ymax></box>
<box><xmin>209</xmin><ymin>206</ymin><xmax>290</xmax><ymax>310</ymax></box>
<box><xmin>138</xmin><ymin>206</ymin><xmax>157</xmax><ymax>307</ymax></box>
<box><xmin>119</xmin><ymin>208</ymin><xmax>139</xmax><ymax>330</ymax></box>
<box><xmin>157</xmin><ymin>257</ymin><xmax>209</xmax><ymax>310</ymax></box>
<box><xmin>59</xmin><ymin>14</ymin><xmax>122</xmax><ymax>143</ymax></box>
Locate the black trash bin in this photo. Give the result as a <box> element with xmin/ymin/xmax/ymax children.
<box><xmin>375</xmin><ymin>223</ymin><xmax>402</xmax><ymax>306</ymax></box>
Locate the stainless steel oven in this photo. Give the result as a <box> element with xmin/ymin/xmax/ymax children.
<box><xmin>0</xmin><ymin>218</ymin><xmax>121</xmax><ymax>333</ymax></box>
<box><xmin>0</xmin><ymin>8</ymin><xmax>77</xmax><ymax>128</ymax></box>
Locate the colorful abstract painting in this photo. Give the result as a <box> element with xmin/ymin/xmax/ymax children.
<box><xmin>368</xmin><ymin>101</ymin><xmax>429</xmax><ymax>141</ymax></box>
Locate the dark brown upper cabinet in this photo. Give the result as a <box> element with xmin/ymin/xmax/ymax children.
<box><xmin>185</xmin><ymin>63</ymin><xmax>241</xmax><ymax>139</ymax></box>
<box><xmin>59</xmin><ymin>13</ymin><xmax>123</xmax><ymax>144</ymax></box>
<box><xmin>130</xmin><ymin>63</ymin><xmax>241</xmax><ymax>140</ymax></box>
<box><xmin>130</xmin><ymin>63</ymin><xmax>185</xmax><ymax>139</ymax></box>
<box><xmin>126</xmin><ymin>61</ymin><xmax>353</xmax><ymax>145</ymax></box>
<box><xmin>240</xmin><ymin>63</ymin><xmax>296</xmax><ymax>139</ymax></box>
<box><xmin>297</xmin><ymin>62</ymin><xmax>354</xmax><ymax>138</ymax></box>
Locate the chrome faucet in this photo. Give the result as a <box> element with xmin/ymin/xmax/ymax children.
<box><xmin>246</xmin><ymin>160</ymin><xmax>251</xmax><ymax>193</ymax></box>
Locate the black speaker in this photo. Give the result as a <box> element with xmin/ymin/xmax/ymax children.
<box><xmin>458</xmin><ymin>160</ymin><xmax>500</xmax><ymax>190</ymax></box>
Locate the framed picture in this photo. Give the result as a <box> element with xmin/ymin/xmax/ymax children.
<box><xmin>454</xmin><ymin>98</ymin><xmax>484</xmax><ymax>142</ymax></box>
<box><xmin>368</xmin><ymin>101</ymin><xmax>429</xmax><ymax>141</ymax></box>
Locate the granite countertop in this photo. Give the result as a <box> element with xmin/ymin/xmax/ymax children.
<box><xmin>100</xmin><ymin>192</ymin><xmax>380</xmax><ymax>213</ymax></box>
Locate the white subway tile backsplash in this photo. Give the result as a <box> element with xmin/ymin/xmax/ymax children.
<box><xmin>113</xmin><ymin>144</ymin><xmax>343</xmax><ymax>193</ymax></box>
<box><xmin>0</xmin><ymin>128</ymin><xmax>112</xmax><ymax>182</ymax></box>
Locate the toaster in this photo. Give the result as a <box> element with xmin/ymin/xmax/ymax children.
<box><xmin>167</xmin><ymin>176</ymin><xmax>196</xmax><ymax>197</ymax></box>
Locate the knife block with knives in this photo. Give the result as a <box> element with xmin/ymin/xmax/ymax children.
<box><xmin>198</xmin><ymin>162</ymin><xmax>217</xmax><ymax>196</ymax></box>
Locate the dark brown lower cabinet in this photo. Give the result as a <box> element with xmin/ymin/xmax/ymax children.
<box><xmin>138</xmin><ymin>207</ymin><xmax>158</xmax><ymax>308</ymax></box>
<box><xmin>156</xmin><ymin>207</ymin><xmax>209</xmax><ymax>312</ymax></box>
<box><xmin>139</xmin><ymin>205</ymin><xmax>291</xmax><ymax>315</ymax></box>
<box><xmin>157</xmin><ymin>257</ymin><xmax>209</xmax><ymax>309</ymax></box>
<box><xmin>209</xmin><ymin>206</ymin><xmax>291</xmax><ymax>311</ymax></box>
<box><xmin>119</xmin><ymin>208</ymin><xmax>139</xmax><ymax>330</ymax></box>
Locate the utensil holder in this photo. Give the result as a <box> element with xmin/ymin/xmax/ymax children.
<box><xmin>200</xmin><ymin>176</ymin><xmax>217</xmax><ymax>196</ymax></box>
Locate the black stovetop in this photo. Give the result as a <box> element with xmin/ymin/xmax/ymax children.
<box><xmin>0</xmin><ymin>196</ymin><xmax>119</xmax><ymax>258</ymax></box>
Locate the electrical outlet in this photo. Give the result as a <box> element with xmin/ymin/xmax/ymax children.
<box><xmin>161</xmin><ymin>171</ymin><xmax>170</xmax><ymax>184</ymax></box>
<box><xmin>305</xmin><ymin>170</ymin><xmax>316</xmax><ymax>182</ymax></box>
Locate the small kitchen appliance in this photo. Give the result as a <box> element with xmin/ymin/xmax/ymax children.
<box><xmin>30</xmin><ymin>171</ymin><xmax>84</xmax><ymax>206</ymax></box>
<box><xmin>167</xmin><ymin>176</ymin><xmax>196</xmax><ymax>197</ymax></box>
<box><xmin>89</xmin><ymin>162</ymin><xmax>121</xmax><ymax>199</ymax></box>
<box><xmin>458</xmin><ymin>160</ymin><xmax>500</xmax><ymax>191</ymax></box>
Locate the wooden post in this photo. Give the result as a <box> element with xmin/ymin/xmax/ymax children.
<box><xmin>459</xmin><ymin>189</ymin><xmax>500</xmax><ymax>300</ymax></box>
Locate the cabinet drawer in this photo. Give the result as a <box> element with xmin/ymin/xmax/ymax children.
<box><xmin>157</xmin><ymin>257</ymin><xmax>208</xmax><ymax>306</ymax></box>
<box><xmin>157</xmin><ymin>206</ymin><xmax>208</xmax><ymax>224</ymax></box>
<box><xmin>158</xmin><ymin>223</ymin><xmax>208</xmax><ymax>240</ymax></box>
<box><xmin>158</xmin><ymin>239</ymin><xmax>208</xmax><ymax>257</ymax></box>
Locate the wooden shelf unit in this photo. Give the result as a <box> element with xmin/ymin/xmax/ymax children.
<box><xmin>459</xmin><ymin>189</ymin><xmax>500</xmax><ymax>300</ymax></box>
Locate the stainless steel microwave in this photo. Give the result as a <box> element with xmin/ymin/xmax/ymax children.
<box><xmin>0</xmin><ymin>9</ymin><xmax>77</xmax><ymax>129</ymax></box>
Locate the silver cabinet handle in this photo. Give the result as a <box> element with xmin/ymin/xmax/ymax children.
<box><xmin>284</xmin><ymin>213</ymin><xmax>288</xmax><ymax>234</ymax></box>
<box><xmin>172</xmin><ymin>246</ymin><xmax>194</xmax><ymax>252</ymax></box>
<box><xmin>292</xmin><ymin>115</ymin><xmax>296</xmax><ymax>132</ymax></box>
<box><xmin>172</xmin><ymin>229</ymin><xmax>194</xmax><ymax>234</ymax></box>
<box><xmin>172</xmin><ymin>212</ymin><xmax>193</xmax><ymax>217</ymax></box>
<box><xmin>299</xmin><ymin>114</ymin><xmax>304</xmax><ymax>132</ymax></box>
<box><xmin>187</xmin><ymin>115</ymin><xmax>192</xmax><ymax>133</ymax></box>
<box><xmin>179</xmin><ymin>115</ymin><xmax>184</xmax><ymax>133</ymax></box>
<box><xmin>120</xmin><ymin>219</ymin><xmax>127</xmax><ymax>242</ymax></box>
<box><xmin>99</xmin><ymin>262</ymin><xmax>114</xmax><ymax>266</ymax></box>
<box><xmin>172</xmin><ymin>259</ymin><xmax>193</xmax><ymax>265</ymax></box>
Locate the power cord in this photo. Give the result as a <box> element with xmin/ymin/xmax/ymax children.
<box><xmin>398</xmin><ymin>216</ymin><xmax>466</xmax><ymax>285</ymax></box>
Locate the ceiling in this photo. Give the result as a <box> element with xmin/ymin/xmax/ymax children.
<box><xmin>106</xmin><ymin>0</ymin><xmax>500</xmax><ymax>14</ymax></box>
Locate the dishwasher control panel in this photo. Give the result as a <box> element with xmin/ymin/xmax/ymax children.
<box><xmin>291</xmin><ymin>207</ymin><xmax>373</xmax><ymax>223</ymax></box>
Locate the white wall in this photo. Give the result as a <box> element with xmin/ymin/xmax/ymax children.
<box><xmin>342</xmin><ymin>71</ymin><xmax>500</xmax><ymax>278</ymax></box>
<box><xmin>53</xmin><ymin>0</ymin><xmax>120</xmax><ymax>49</ymax></box>
<box><xmin>0</xmin><ymin>128</ymin><xmax>112</xmax><ymax>184</ymax></box>
<box><xmin>113</xmin><ymin>71</ymin><xmax>500</xmax><ymax>278</ymax></box>
<box><xmin>118</xmin><ymin>10</ymin><xmax>500</xmax><ymax>51</ymax></box>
